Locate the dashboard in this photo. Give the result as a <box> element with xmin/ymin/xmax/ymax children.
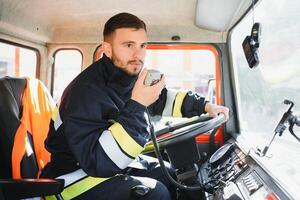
<box><xmin>198</xmin><ymin>141</ymin><xmax>292</xmax><ymax>200</ymax></box>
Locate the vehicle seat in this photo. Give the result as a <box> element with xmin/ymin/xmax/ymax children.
<box><xmin>0</xmin><ymin>76</ymin><xmax>64</xmax><ymax>199</ymax></box>
<box><xmin>0</xmin><ymin>77</ymin><xmax>64</xmax><ymax>200</ymax></box>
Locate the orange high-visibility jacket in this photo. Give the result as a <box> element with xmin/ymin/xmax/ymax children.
<box><xmin>12</xmin><ymin>78</ymin><xmax>55</xmax><ymax>178</ymax></box>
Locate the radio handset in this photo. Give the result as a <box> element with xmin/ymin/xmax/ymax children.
<box><xmin>144</xmin><ymin>69</ymin><xmax>162</xmax><ymax>86</ymax></box>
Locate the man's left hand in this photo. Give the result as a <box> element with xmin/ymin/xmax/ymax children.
<box><xmin>204</xmin><ymin>103</ymin><xmax>229</xmax><ymax>121</ymax></box>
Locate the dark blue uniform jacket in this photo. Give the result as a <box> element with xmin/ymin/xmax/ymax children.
<box><xmin>42</xmin><ymin>54</ymin><xmax>206</xmax><ymax>178</ymax></box>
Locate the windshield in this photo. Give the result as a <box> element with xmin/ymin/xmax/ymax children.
<box><xmin>230</xmin><ymin>0</ymin><xmax>300</xmax><ymax>198</ymax></box>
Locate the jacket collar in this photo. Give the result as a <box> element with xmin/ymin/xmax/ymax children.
<box><xmin>99</xmin><ymin>54</ymin><xmax>138</xmax><ymax>98</ymax></box>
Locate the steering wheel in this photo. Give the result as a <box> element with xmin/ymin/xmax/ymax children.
<box><xmin>143</xmin><ymin>113</ymin><xmax>227</xmax><ymax>192</ymax></box>
<box><xmin>145</xmin><ymin>114</ymin><xmax>226</xmax><ymax>150</ymax></box>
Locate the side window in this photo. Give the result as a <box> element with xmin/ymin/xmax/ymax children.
<box><xmin>52</xmin><ymin>49</ymin><xmax>82</xmax><ymax>102</ymax></box>
<box><xmin>0</xmin><ymin>41</ymin><xmax>38</xmax><ymax>78</ymax></box>
<box><xmin>145</xmin><ymin>44</ymin><xmax>220</xmax><ymax>103</ymax></box>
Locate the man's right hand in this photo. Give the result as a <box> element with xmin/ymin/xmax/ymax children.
<box><xmin>131</xmin><ymin>68</ymin><xmax>165</xmax><ymax>107</ymax></box>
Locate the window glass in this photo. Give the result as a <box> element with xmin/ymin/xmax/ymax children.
<box><xmin>0</xmin><ymin>41</ymin><xmax>37</xmax><ymax>78</ymax></box>
<box><xmin>144</xmin><ymin>45</ymin><xmax>217</xmax><ymax>101</ymax></box>
<box><xmin>230</xmin><ymin>0</ymin><xmax>300</xmax><ymax>197</ymax></box>
<box><xmin>144</xmin><ymin>44</ymin><xmax>219</xmax><ymax>130</ymax></box>
<box><xmin>52</xmin><ymin>49</ymin><xmax>82</xmax><ymax>102</ymax></box>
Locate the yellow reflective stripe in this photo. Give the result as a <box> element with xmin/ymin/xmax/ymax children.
<box><xmin>109</xmin><ymin>122</ymin><xmax>144</xmax><ymax>158</ymax></box>
<box><xmin>51</xmin><ymin>106</ymin><xmax>59</xmax><ymax>121</ymax></box>
<box><xmin>143</xmin><ymin>142</ymin><xmax>155</xmax><ymax>154</ymax></box>
<box><xmin>172</xmin><ymin>91</ymin><xmax>187</xmax><ymax>117</ymax></box>
<box><xmin>46</xmin><ymin>176</ymin><xmax>109</xmax><ymax>200</ymax></box>
<box><xmin>62</xmin><ymin>176</ymin><xmax>109</xmax><ymax>199</ymax></box>
<box><xmin>45</xmin><ymin>195</ymin><xmax>56</xmax><ymax>200</ymax></box>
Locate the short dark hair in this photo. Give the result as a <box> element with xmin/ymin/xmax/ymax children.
<box><xmin>103</xmin><ymin>12</ymin><xmax>147</xmax><ymax>41</ymax></box>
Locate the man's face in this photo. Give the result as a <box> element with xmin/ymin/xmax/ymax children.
<box><xmin>109</xmin><ymin>28</ymin><xmax>147</xmax><ymax>76</ymax></box>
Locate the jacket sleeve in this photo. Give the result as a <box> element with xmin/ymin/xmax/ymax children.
<box><xmin>148</xmin><ymin>87</ymin><xmax>207</xmax><ymax>118</ymax></box>
<box><xmin>60</xmin><ymin>84</ymin><xmax>149</xmax><ymax>177</ymax></box>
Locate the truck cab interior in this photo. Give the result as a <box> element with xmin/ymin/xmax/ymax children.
<box><xmin>0</xmin><ymin>0</ymin><xmax>300</xmax><ymax>199</ymax></box>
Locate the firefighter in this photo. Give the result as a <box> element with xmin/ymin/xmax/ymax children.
<box><xmin>41</xmin><ymin>12</ymin><xmax>229</xmax><ymax>199</ymax></box>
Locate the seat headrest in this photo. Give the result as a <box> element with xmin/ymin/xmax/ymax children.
<box><xmin>0</xmin><ymin>76</ymin><xmax>27</xmax><ymax>178</ymax></box>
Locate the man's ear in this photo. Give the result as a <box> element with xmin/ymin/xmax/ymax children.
<box><xmin>102</xmin><ymin>42</ymin><xmax>112</xmax><ymax>59</ymax></box>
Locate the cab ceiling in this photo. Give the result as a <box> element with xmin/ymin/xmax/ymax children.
<box><xmin>0</xmin><ymin>0</ymin><xmax>252</xmax><ymax>44</ymax></box>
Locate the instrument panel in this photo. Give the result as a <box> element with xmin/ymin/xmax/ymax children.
<box><xmin>198</xmin><ymin>142</ymin><xmax>291</xmax><ymax>200</ymax></box>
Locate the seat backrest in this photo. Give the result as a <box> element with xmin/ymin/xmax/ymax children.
<box><xmin>0</xmin><ymin>77</ymin><xmax>55</xmax><ymax>179</ymax></box>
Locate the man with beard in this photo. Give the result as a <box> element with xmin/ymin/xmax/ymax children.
<box><xmin>41</xmin><ymin>12</ymin><xmax>229</xmax><ymax>199</ymax></box>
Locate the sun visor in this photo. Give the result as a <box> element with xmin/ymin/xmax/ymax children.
<box><xmin>195</xmin><ymin>0</ymin><xmax>253</xmax><ymax>32</ymax></box>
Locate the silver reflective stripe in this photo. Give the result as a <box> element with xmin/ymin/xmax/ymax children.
<box><xmin>162</xmin><ymin>89</ymin><xmax>177</xmax><ymax>116</ymax></box>
<box><xmin>54</xmin><ymin>110</ymin><xmax>62</xmax><ymax>130</ymax></box>
<box><xmin>98</xmin><ymin>130</ymin><xmax>134</xmax><ymax>169</ymax></box>
<box><xmin>56</xmin><ymin>169</ymin><xmax>88</xmax><ymax>187</ymax></box>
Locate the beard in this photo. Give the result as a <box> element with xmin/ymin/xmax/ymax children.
<box><xmin>112</xmin><ymin>57</ymin><xmax>144</xmax><ymax>76</ymax></box>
